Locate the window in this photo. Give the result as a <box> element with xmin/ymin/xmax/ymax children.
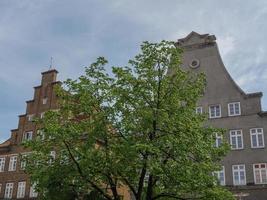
<box><xmin>196</xmin><ymin>106</ymin><xmax>203</xmax><ymax>114</ymax></box>
<box><xmin>42</xmin><ymin>97</ymin><xmax>48</xmax><ymax>104</ymax></box>
<box><xmin>215</xmin><ymin>133</ymin><xmax>223</xmax><ymax>147</ymax></box>
<box><xmin>37</xmin><ymin>129</ymin><xmax>45</xmax><ymax>141</ymax></box>
<box><xmin>213</xmin><ymin>166</ymin><xmax>225</xmax><ymax>185</ymax></box>
<box><xmin>49</xmin><ymin>151</ymin><xmax>56</xmax><ymax>164</ymax></box>
<box><xmin>40</xmin><ymin>112</ymin><xmax>45</xmax><ymax>119</ymax></box>
<box><xmin>27</xmin><ymin>114</ymin><xmax>35</xmax><ymax>121</ymax></box>
<box><xmin>4</xmin><ymin>183</ymin><xmax>13</xmax><ymax>199</ymax></box>
<box><xmin>23</xmin><ymin>131</ymin><xmax>33</xmax><ymax>141</ymax></box>
<box><xmin>209</xmin><ymin>105</ymin><xmax>221</xmax><ymax>118</ymax></box>
<box><xmin>228</xmin><ymin>102</ymin><xmax>241</xmax><ymax>116</ymax></box>
<box><xmin>30</xmin><ymin>183</ymin><xmax>38</xmax><ymax>197</ymax></box>
<box><xmin>250</xmin><ymin>128</ymin><xmax>265</xmax><ymax>148</ymax></box>
<box><xmin>20</xmin><ymin>154</ymin><xmax>29</xmax><ymax>170</ymax></box>
<box><xmin>0</xmin><ymin>157</ymin><xmax>5</xmax><ymax>172</ymax></box>
<box><xmin>17</xmin><ymin>181</ymin><xmax>26</xmax><ymax>198</ymax></box>
<box><xmin>254</xmin><ymin>163</ymin><xmax>267</xmax><ymax>184</ymax></box>
<box><xmin>232</xmin><ymin>165</ymin><xmax>246</xmax><ymax>185</ymax></box>
<box><xmin>230</xmin><ymin>130</ymin><xmax>243</xmax><ymax>150</ymax></box>
<box><xmin>8</xmin><ymin>156</ymin><xmax>17</xmax><ymax>171</ymax></box>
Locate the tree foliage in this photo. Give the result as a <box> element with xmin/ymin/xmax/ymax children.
<box><xmin>24</xmin><ymin>41</ymin><xmax>234</xmax><ymax>200</ymax></box>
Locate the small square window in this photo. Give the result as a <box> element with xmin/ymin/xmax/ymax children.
<box><xmin>27</xmin><ymin>114</ymin><xmax>35</xmax><ymax>122</ymax></box>
<box><xmin>42</xmin><ymin>98</ymin><xmax>48</xmax><ymax>105</ymax></box>
<box><xmin>23</xmin><ymin>131</ymin><xmax>33</xmax><ymax>141</ymax></box>
<box><xmin>228</xmin><ymin>102</ymin><xmax>241</xmax><ymax>116</ymax></box>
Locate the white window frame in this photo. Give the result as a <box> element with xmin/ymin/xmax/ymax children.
<box><xmin>209</xmin><ymin>105</ymin><xmax>221</xmax><ymax>118</ymax></box>
<box><xmin>8</xmin><ymin>155</ymin><xmax>17</xmax><ymax>171</ymax></box>
<box><xmin>230</xmin><ymin>130</ymin><xmax>244</xmax><ymax>150</ymax></box>
<box><xmin>4</xmin><ymin>182</ymin><xmax>13</xmax><ymax>199</ymax></box>
<box><xmin>250</xmin><ymin>128</ymin><xmax>265</xmax><ymax>148</ymax></box>
<box><xmin>213</xmin><ymin>166</ymin><xmax>225</xmax><ymax>185</ymax></box>
<box><xmin>196</xmin><ymin>106</ymin><xmax>203</xmax><ymax>114</ymax></box>
<box><xmin>23</xmin><ymin>131</ymin><xmax>33</xmax><ymax>141</ymax></box>
<box><xmin>253</xmin><ymin>163</ymin><xmax>267</xmax><ymax>184</ymax></box>
<box><xmin>17</xmin><ymin>181</ymin><xmax>26</xmax><ymax>198</ymax></box>
<box><xmin>232</xmin><ymin>164</ymin><xmax>246</xmax><ymax>185</ymax></box>
<box><xmin>20</xmin><ymin>153</ymin><xmax>30</xmax><ymax>170</ymax></box>
<box><xmin>49</xmin><ymin>151</ymin><xmax>56</xmax><ymax>164</ymax></box>
<box><xmin>0</xmin><ymin>157</ymin><xmax>5</xmax><ymax>172</ymax></box>
<box><xmin>228</xmin><ymin>102</ymin><xmax>241</xmax><ymax>116</ymax></box>
<box><xmin>215</xmin><ymin>133</ymin><xmax>223</xmax><ymax>147</ymax></box>
<box><xmin>37</xmin><ymin>129</ymin><xmax>45</xmax><ymax>141</ymax></box>
<box><xmin>42</xmin><ymin>97</ymin><xmax>48</xmax><ymax>104</ymax></box>
<box><xmin>27</xmin><ymin>114</ymin><xmax>35</xmax><ymax>122</ymax></box>
<box><xmin>40</xmin><ymin>112</ymin><xmax>45</xmax><ymax>119</ymax></box>
<box><xmin>29</xmin><ymin>183</ymin><xmax>38</xmax><ymax>197</ymax></box>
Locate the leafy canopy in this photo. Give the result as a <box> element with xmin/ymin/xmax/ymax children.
<box><xmin>24</xmin><ymin>40</ymin><xmax>234</xmax><ymax>200</ymax></box>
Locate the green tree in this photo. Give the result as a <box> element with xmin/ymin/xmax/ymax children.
<box><xmin>24</xmin><ymin>41</ymin><xmax>234</xmax><ymax>200</ymax></box>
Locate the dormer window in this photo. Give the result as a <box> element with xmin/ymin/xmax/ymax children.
<box><xmin>228</xmin><ymin>102</ymin><xmax>241</xmax><ymax>116</ymax></box>
<box><xmin>42</xmin><ymin>97</ymin><xmax>48</xmax><ymax>105</ymax></box>
<box><xmin>209</xmin><ymin>105</ymin><xmax>221</xmax><ymax>118</ymax></box>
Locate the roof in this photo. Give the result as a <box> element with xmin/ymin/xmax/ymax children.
<box><xmin>176</xmin><ymin>31</ymin><xmax>216</xmax><ymax>47</ymax></box>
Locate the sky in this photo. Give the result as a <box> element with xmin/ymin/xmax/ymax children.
<box><xmin>0</xmin><ymin>0</ymin><xmax>267</xmax><ymax>143</ymax></box>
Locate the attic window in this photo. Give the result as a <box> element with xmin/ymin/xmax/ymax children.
<box><xmin>189</xmin><ymin>59</ymin><xmax>200</xmax><ymax>69</ymax></box>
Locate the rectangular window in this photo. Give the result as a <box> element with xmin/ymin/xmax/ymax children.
<box><xmin>215</xmin><ymin>133</ymin><xmax>223</xmax><ymax>147</ymax></box>
<box><xmin>17</xmin><ymin>181</ymin><xmax>26</xmax><ymax>198</ymax></box>
<box><xmin>0</xmin><ymin>157</ymin><xmax>5</xmax><ymax>172</ymax></box>
<box><xmin>40</xmin><ymin>112</ymin><xmax>45</xmax><ymax>119</ymax></box>
<box><xmin>37</xmin><ymin>129</ymin><xmax>45</xmax><ymax>141</ymax></box>
<box><xmin>209</xmin><ymin>105</ymin><xmax>221</xmax><ymax>118</ymax></box>
<box><xmin>27</xmin><ymin>114</ymin><xmax>35</xmax><ymax>122</ymax></box>
<box><xmin>29</xmin><ymin>183</ymin><xmax>38</xmax><ymax>197</ymax></box>
<box><xmin>23</xmin><ymin>131</ymin><xmax>33</xmax><ymax>141</ymax></box>
<box><xmin>213</xmin><ymin>166</ymin><xmax>225</xmax><ymax>185</ymax></box>
<box><xmin>232</xmin><ymin>164</ymin><xmax>246</xmax><ymax>185</ymax></box>
<box><xmin>20</xmin><ymin>154</ymin><xmax>29</xmax><ymax>170</ymax></box>
<box><xmin>42</xmin><ymin>97</ymin><xmax>48</xmax><ymax>104</ymax></box>
<box><xmin>254</xmin><ymin>163</ymin><xmax>267</xmax><ymax>184</ymax></box>
<box><xmin>196</xmin><ymin>106</ymin><xmax>203</xmax><ymax>114</ymax></box>
<box><xmin>4</xmin><ymin>183</ymin><xmax>13</xmax><ymax>199</ymax></box>
<box><xmin>8</xmin><ymin>156</ymin><xmax>17</xmax><ymax>171</ymax></box>
<box><xmin>228</xmin><ymin>102</ymin><xmax>241</xmax><ymax>116</ymax></box>
<box><xmin>49</xmin><ymin>151</ymin><xmax>56</xmax><ymax>164</ymax></box>
<box><xmin>250</xmin><ymin>128</ymin><xmax>265</xmax><ymax>148</ymax></box>
<box><xmin>230</xmin><ymin>130</ymin><xmax>243</xmax><ymax>150</ymax></box>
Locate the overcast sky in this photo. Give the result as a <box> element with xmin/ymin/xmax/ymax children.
<box><xmin>0</xmin><ymin>0</ymin><xmax>267</xmax><ymax>143</ymax></box>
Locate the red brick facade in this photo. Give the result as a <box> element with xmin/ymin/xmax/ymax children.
<box><xmin>0</xmin><ymin>69</ymin><xmax>60</xmax><ymax>199</ymax></box>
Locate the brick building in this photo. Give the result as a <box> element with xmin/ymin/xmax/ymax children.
<box><xmin>0</xmin><ymin>69</ymin><xmax>59</xmax><ymax>199</ymax></box>
<box><xmin>0</xmin><ymin>32</ymin><xmax>267</xmax><ymax>199</ymax></box>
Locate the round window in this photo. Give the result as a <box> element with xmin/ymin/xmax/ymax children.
<box><xmin>189</xmin><ymin>59</ymin><xmax>200</xmax><ymax>69</ymax></box>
